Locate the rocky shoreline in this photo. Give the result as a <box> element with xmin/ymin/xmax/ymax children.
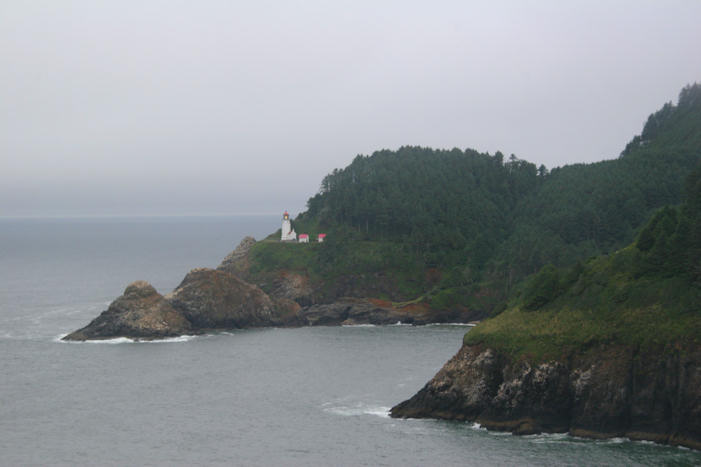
<box><xmin>63</xmin><ymin>236</ymin><xmax>701</xmax><ymax>451</ymax></box>
<box><xmin>390</xmin><ymin>343</ymin><xmax>701</xmax><ymax>450</ymax></box>
<box><xmin>63</xmin><ymin>237</ymin><xmax>474</xmax><ymax>341</ymax></box>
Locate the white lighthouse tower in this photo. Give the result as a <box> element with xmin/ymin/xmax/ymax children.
<box><xmin>281</xmin><ymin>211</ymin><xmax>297</xmax><ymax>242</ymax></box>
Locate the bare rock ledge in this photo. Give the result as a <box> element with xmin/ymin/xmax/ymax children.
<box><xmin>390</xmin><ymin>343</ymin><xmax>701</xmax><ymax>450</ymax></box>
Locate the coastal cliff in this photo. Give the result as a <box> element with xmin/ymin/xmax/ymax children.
<box><xmin>63</xmin><ymin>236</ymin><xmax>471</xmax><ymax>340</ymax></box>
<box><xmin>63</xmin><ymin>84</ymin><xmax>701</xmax><ymax>341</ymax></box>
<box><xmin>391</xmin><ymin>156</ymin><xmax>701</xmax><ymax>449</ymax></box>
<box><xmin>390</xmin><ymin>342</ymin><xmax>701</xmax><ymax>449</ymax></box>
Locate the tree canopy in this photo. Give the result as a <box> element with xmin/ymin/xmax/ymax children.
<box><xmin>296</xmin><ymin>84</ymin><xmax>701</xmax><ymax>304</ymax></box>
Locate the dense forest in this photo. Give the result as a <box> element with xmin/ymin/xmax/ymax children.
<box><xmin>466</xmin><ymin>157</ymin><xmax>701</xmax><ymax>359</ymax></box>
<box><xmin>253</xmin><ymin>83</ymin><xmax>701</xmax><ymax>316</ymax></box>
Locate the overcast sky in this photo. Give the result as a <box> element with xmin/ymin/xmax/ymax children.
<box><xmin>2</xmin><ymin>0</ymin><xmax>700</xmax><ymax>217</ymax></box>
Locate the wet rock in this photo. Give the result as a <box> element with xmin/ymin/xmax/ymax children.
<box><xmin>166</xmin><ymin>268</ymin><xmax>283</xmax><ymax>329</ymax></box>
<box><xmin>298</xmin><ymin>298</ymin><xmax>405</xmax><ymax>326</ymax></box>
<box><xmin>62</xmin><ymin>281</ymin><xmax>191</xmax><ymax>341</ymax></box>
<box><xmin>391</xmin><ymin>343</ymin><xmax>701</xmax><ymax>450</ymax></box>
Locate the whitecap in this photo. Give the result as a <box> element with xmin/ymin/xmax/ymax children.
<box><xmin>487</xmin><ymin>431</ymin><xmax>512</xmax><ymax>436</ymax></box>
<box><xmin>527</xmin><ymin>432</ymin><xmax>572</xmax><ymax>444</ymax></box>
<box><xmin>322</xmin><ymin>401</ymin><xmax>390</xmax><ymax>418</ymax></box>
<box><xmin>142</xmin><ymin>335</ymin><xmax>199</xmax><ymax>343</ymax></box>
<box><xmin>364</xmin><ymin>406</ymin><xmax>391</xmax><ymax>418</ymax></box>
<box><xmin>341</xmin><ymin>324</ymin><xmax>376</xmax><ymax>328</ymax></box>
<box><xmin>53</xmin><ymin>333</ymin><xmax>70</xmax><ymax>342</ymax></box>
<box><xmin>84</xmin><ymin>337</ymin><xmax>135</xmax><ymax>344</ymax></box>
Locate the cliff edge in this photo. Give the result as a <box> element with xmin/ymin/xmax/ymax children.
<box><xmin>63</xmin><ymin>236</ymin><xmax>472</xmax><ymax>340</ymax></box>
<box><xmin>391</xmin><ymin>342</ymin><xmax>701</xmax><ymax>449</ymax></box>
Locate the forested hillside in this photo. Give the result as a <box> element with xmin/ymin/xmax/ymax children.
<box><xmin>390</xmin><ymin>161</ymin><xmax>701</xmax><ymax>448</ymax></box>
<box><xmin>500</xmin><ymin>82</ymin><xmax>701</xmax><ymax>282</ymax></box>
<box><xmin>464</xmin><ymin>157</ymin><xmax>701</xmax><ymax>360</ymax></box>
<box><xmin>252</xmin><ymin>83</ymin><xmax>701</xmax><ymax>316</ymax></box>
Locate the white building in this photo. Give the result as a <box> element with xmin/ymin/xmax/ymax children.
<box><xmin>281</xmin><ymin>211</ymin><xmax>297</xmax><ymax>241</ymax></box>
<box><xmin>299</xmin><ymin>234</ymin><xmax>309</xmax><ymax>243</ymax></box>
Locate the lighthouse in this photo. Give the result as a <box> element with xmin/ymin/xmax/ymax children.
<box><xmin>281</xmin><ymin>211</ymin><xmax>297</xmax><ymax>241</ymax></box>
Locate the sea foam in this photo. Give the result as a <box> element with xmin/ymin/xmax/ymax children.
<box><xmin>56</xmin><ymin>334</ymin><xmax>199</xmax><ymax>344</ymax></box>
<box><xmin>322</xmin><ymin>401</ymin><xmax>390</xmax><ymax>418</ymax></box>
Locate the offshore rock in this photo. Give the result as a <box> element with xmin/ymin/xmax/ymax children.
<box><xmin>390</xmin><ymin>343</ymin><xmax>701</xmax><ymax>449</ymax></box>
<box><xmin>64</xmin><ymin>235</ymin><xmax>480</xmax><ymax>340</ymax></box>
<box><xmin>63</xmin><ymin>268</ymin><xmax>302</xmax><ymax>341</ymax></box>
<box><xmin>166</xmin><ymin>268</ymin><xmax>296</xmax><ymax>329</ymax></box>
<box><xmin>62</xmin><ymin>281</ymin><xmax>191</xmax><ymax>341</ymax></box>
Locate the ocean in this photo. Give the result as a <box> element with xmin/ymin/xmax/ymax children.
<box><xmin>0</xmin><ymin>216</ymin><xmax>698</xmax><ymax>466</ymax></box>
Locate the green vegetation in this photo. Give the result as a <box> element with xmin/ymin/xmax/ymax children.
<box><xmin>242</xmin><ymin>84</ymin><xmax>701</xmax><ymax>326</ymax></box>
<box><xmin>247</xmin><ymin>83</ymin><xmax>701</xmax><ymax>319</ymax></box>
<box><xmin>248</xmin><ymin>235</ymin><xmax>426</xmax><ymax>299</ymax></box>
<box><xmin>465</xmin><ymin>158</ymin><xmax>701</xmax><ymax>360</ymax></box>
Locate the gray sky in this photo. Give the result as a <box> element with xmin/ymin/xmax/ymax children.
<box><xmin>2</xmin><ymin>0</ymin><xmax>700</xmax><ymax>217</ymax></box>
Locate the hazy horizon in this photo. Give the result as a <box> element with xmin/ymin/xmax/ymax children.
<box><xmin>2</xmin><ymin>1</ymin><xmax>701</xmax><ymax>218</ymax></box>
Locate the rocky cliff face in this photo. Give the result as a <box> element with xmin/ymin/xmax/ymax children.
<box><xmin>390</xmin><ymin>343</ymin><xmax>701</xmax><ymax>449</ymax></box>
<box><xmin>63</xmin><ymin>268</ymin><xmax>301</xmax><ymax>341</ymax></box>
<box><xmin>63</xmin><ymin>236</ymin><xmax>477</xmax><ymax>340</ymax></box>
<box><xmin>217</xmin><ymin>235</ymin><xmax>256</xmax><ymax>276</ymax></box>
<box><xmin>166</xmin><ymin>267</ymin><xmax>299</xmax><ymax>329</ymax></box>
<box><xmin>218</xmin><ymin>236</ymin><xmax>478</xmax><ymax>322</ymax></box>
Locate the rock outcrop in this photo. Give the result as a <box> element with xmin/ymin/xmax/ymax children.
<box><xmin>63</xmin><ymin>268</ymin><xmax>303</xmax><ymax>341</ymax></box>
<box><xmin>298</xmin><ymin>298</ymin><xmax>476</xmax><ymax>326</ymax></box>
<box><xmin>63</xmin><ymin>235</ymin><xmax>478</xmax><ymax>341</ymax></box>
<box><xmin>63</xmin><ymin>281</ymin><xmax>192</xmax><ymax>340</ymax></box>
<box><xmin>217</xmin><ymin>236</ymin><xmax>256</xmax><ymax>276</ymax></box>
<box><xmin>299</xmin><ymin>298</ymin><xmax>405</xmax><ymax>326</ymax></box>
<box><xmin>166</xmin><ymin>267</ymin><xmax>296</xmax><ymax>329</ymax></box>
<box><xmin>390</xmin><ymin>343</ymin><xmax>701</xmax><ymax>450</ymax></box>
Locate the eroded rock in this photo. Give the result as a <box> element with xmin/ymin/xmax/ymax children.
<box><xmin>166</xmin><ymin>268</ymin><xmax>283</xmax><ymax>329</ymax></box>
<box><xmin>390</xmin><ymin>343</ymin><xmax>701</xmax><ymax>449</ymax></box>
<box><xmin>62</xmin><ymin>281</ymin><xmax>191</xmax><ymax>341</ymax></box>
<box><xmin>217</xmin><ymin>236</ymin><xmax>256</xmax><ymax>276</ymax></box>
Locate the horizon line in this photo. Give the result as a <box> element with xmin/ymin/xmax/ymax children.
<box><xmin>0</xmin><ymin>212</ymin><xmax>290</xmax><ymax>220</ymax></box>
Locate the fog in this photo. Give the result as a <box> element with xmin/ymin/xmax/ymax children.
<box><xmin>2</xmin><ymin>0</ymin><xmax>700</xmax><ymax>217</ymax></box>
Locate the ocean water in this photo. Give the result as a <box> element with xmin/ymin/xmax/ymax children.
<box><xmin>1</xmin><ymin>216</ymin><xmax>699</xmax><ymax>466</ymax></box>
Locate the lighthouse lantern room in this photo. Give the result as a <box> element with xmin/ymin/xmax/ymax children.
<box><xmin>281</xmin><ymin>211</ymin><xmax>297</xmax><ymax>242</ymax></box>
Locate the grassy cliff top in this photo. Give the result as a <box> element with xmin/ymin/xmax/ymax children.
<box><xmin>464</xmin><ymin>246</ymin><xmax>701</xmax><ymax>361</ymax></box>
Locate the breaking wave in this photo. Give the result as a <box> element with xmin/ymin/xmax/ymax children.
<box><xmin>322</xmin><ymin>401</ymin><xmax>390</xmax><ymax>418</ymax></box>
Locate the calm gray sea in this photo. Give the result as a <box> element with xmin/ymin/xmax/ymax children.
<box><xmin>0</xmin><ymin>216</ymin><xmax>698</xmax><ymax>466</ymax></box>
